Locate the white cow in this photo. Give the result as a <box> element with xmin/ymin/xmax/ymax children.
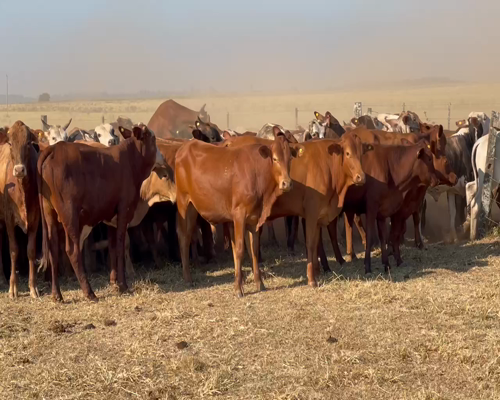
<box><xmin>94</xmin><ymin>123</ymin><xmax>120</xmax><ymax>146</ymax></box>
<box><xmin>41</xmin><ymin>118</ymin><xmax>72</xmax><ymax>145</ymax></box>
<box><xmin>466</xmin><ymin>129</ymin><xmax>500</xmax><ymax>239</ymax></box>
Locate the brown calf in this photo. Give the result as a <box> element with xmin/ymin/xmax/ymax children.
<box><xmin>176</xmin><ymin>135</ymin><xmax>300</xmax><ymax>297</ymax></box>
<box><xmin>38</xmin><ymin>124</ymin><xmax>159</xmax><ymax>301</ymax></box>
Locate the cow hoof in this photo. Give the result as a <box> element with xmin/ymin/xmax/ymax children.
<box><xmin>257</xmin><ymin>282</ymin><xmax>266</xmax><ymax>292</ymax></box>
<box><xmin>308</xmin><ymin>280</ymin><xmax>318</xmax><ymax>288</ymax></box>
<box><xmin>52</xmin><ymin>294</ymin><xmax>63</xmax><ymax>303</ymax></box>
<box><xmin>236</xmin><ymin>290</ymin><xmax>244</xmax><ymax>298</ymax></box>
<box><xmin>323</xmin><ymin>267</ymin><xmax>332</xmax><ymax>275</ymax></box>
<box><xmin>345</xmin><ymin>254</ymin><xmax>356</xmax><ymax>262</ymax></box>
<box><xmin>86</xmin><ymin>292</ymin><xmax>98</xmax><ymax>302</ymax></box>
<box><xmin>396</xmin><ymin>259</ymin><xmax>403</xmax><ymax>267</ymax></box>
<box><xmin>384</xmin><ymin>265</ymin><xmax>391</xmax><ymax>273</ymax></box>
<box><xmin>30</xmin><ymin>288</ymin><xmax>40</xmax><ymax>299</ymax></box>
<box><xmin>118</xmin><ymin>285</ymin><xmax>129</xmax><ymax>294</ymax></box>
<box><xmin>8</xmin><ymin>291</ymin><xmax>18</xmax><ymax>300</ymax></box>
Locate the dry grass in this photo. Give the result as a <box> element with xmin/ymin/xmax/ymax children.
<box><xmin>1</xmin><ymin>83</ymin><xmax>500</xmax><ymax>132</ymax></box>
<box><xmin>1</xmin><ymin>236</ymin><xmax>500</xmax><ymax>399</ymax></box>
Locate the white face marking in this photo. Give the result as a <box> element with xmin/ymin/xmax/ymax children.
<box><xmin>47</xmin><ymin>126</ymin><xmax>67</xmax><ymax>145</ymax></box>
<box><xmin>94</xmin><ymin>123</ymin><xmax>118</xmax><ymax>146</ymax></box>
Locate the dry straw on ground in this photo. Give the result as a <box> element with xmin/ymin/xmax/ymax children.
<box><xmin>1</xmin><ymin>235</ymin><xmax>500</xmax><ymax>400</ymax></box>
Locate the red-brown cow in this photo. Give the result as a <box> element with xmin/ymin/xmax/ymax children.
<box><xmin>176</xmin><ymin>135</ymin><xmax>302</xmax><ymax>297</ymax></box>
<box><xmin>38</xmin><ymin>124</ymin><xmax>160</xmax><ymax>301</ymax></box>
<box><xmin>0</xmin><ymin>122</ymin><xmax>40</xmax><ymax>298</ymax></box>
<box><xmin>338</xmin><ymin>142</ymin><xmax>440</xmax><ymax>273</ymax></box>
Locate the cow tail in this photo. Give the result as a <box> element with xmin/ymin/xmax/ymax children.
<box><xmin>37</xmin><ymin>146</ymin><xmax>54</xmax><ymax>272</ymax></box>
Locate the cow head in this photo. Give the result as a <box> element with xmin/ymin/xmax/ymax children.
<box><xmin>413</xmin><ymin>144</ymin><xmax>439</xmax><ymax>187</ymax></box>
<box><xmin>94</xmin><ymin>123</ymin><xmax>120</xmax><ymax>146</ymax></box>
<box><xmin>308</xmin><ymin>119</ymin><xmax>327</xmax><ymax>139</ymax></box>
<box><xmin>314</xmin><ymin>111</ymin><xmax>325</xmax><ymax>123</ymax></box>
<box><xmin>119</xmin><ymin>124</ymin><xmax>163</xmax><ymax>171</ymax></box>
<box><xmin>6</xmin><ymin>121</ymin><xmax>37</xmax><ymax>179</ymax></box>
<box><xmin>327</xmin><ymin>133</ymin><xmax>368</xmax><ymax>207</ymax></box>
<box><xmin>260</xmin><ymin>134</ymin><xmax>303</xmax><ymax>193</ymax></box>
<box><xmin>456</xmin><ymin>119</ymin><xmax>467</xmax><ymax>129</ymax></box>
<box><xmin>400</xmin><ymin>112</ymin><xmax>421</xmax><ymax>133</ymax></box>
<box><xmin>41</xmin><ymin>118</ymin><xmax>72</xmax><ymax>145</ymax></box>
<box><xmin>191</xmin><ymin>117</ymin><xmax>222</xmax><ymax>143</ymax></box>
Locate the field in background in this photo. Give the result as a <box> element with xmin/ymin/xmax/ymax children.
<box><xmin>1</xmin><ymin>235</ymin><xmax>500</xmax><ymax>399</ymax></box>
<box><xmin>1</xmin><ymin>83</ymin><xmax>500</xmax><ymax>132</ymax></box>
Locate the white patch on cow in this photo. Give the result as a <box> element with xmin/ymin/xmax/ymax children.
<box><xmin>467</xmin><ymin>130</ymin><xmax>500</xmax><ymax>239</ymax></box>
<box><xmin>94</xmin><ymin>123</ymin><xmax>118</xmax><ymax>146</ymax></box>
<box><xmin>80</xmin><ymin>225</ymin><xmax>93</xmax><ymax>251</ymax></box>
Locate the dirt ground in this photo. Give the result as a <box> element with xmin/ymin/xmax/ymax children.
<box><xmin>1</xmin><ymin>233</ymin><xmax>500</xmax><ymax>400</ymax></box>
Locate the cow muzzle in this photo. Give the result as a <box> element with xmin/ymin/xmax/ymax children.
<box><xmin>13</xmin><ymin>164</ymin><xmax>27</xmax><ymax>178</ymax></box>
<box><xmin>280</xmin><ymin>179</ymin><xmax>293</xmax><ymax>192</ymax></box>
<box><xmin>354</xmin><ymin>172</ymin><xmax>365</xmax><ymax>185</ymax></box>
<box><xmin>109</xmin><ymin>137</ymin><xmax>119</xmax><ymax>146</ymax></box>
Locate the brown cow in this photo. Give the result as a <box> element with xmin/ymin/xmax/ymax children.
<box><xmin>148</xmin><ymin>100</ymin><xmax>211</xmax><ymax>139</ymax></box>
<box><xmin>338</xmin><ymin>142</ymin><xmax>440</xmax><ymax>273</ymax></box>
<box><xmin>176</xmin><ymin>135</ymin><xmax>301</xmax><ymax>297</ymax></box>
<box><xmin>0</xmin><ymin>122</ymin><xmax>40</xmax><ymax>298</ymax></box>
<box><xmin>38</xmin><ymin>124</ymin><xmax>160</xmax><ymax>301</ymax></box>
<box><xmin>228</xmin><ymin>132</ymin><xmax>368</xmax><ymax>285</ymax></box>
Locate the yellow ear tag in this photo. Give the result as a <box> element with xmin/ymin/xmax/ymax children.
<box><xmin>196</xmin><ymin>121</ymin><xmax>200</xmax><ymax>127</ymax></box>
<box><xmin>427</xmin><ymin>145</ymin><xmax>430</xmax><ymax>148</ymax></box>
<box><xmin>315</xmin><ymin>113</ymin><xmax>319</xmax><ymax>118</ymax></box>
<box><xmin>299</xmin><ymin>148</ymin><xmax>304</xmax><ymax>155</ymax></box>
<box><xmin>38</xmin><ymin>132</ymin><xmax>43</xmax><ymax>137</ymax></box>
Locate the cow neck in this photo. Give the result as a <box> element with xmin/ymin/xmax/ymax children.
<box><xmin>330</xmin><ymin>150</ymin><xmax>350</xmax><ymax>208</ymax></box>
<box><xmin>386</xmin><ymin>145</ymin><xmax>422</xmax><ymax>191</ymax></box>
<box><xmin>9</xmin><ymin>151</ymin><xmax>36</xmax><ymax>233</ymax></box>
<box><xmin>256</xmin><ymin>157</ymin><xmax>280</xmax><ymax>230</ymax></box>
<box><xmin>122</xmin><ymin>138</ymin><xmax>154</xmax><ymax>188</ymax></box>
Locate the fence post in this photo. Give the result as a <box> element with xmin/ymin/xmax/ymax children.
<box><xmin>226</xmin><ymin>112</ymin><xmax>230</xmax><ymax>130</ymax></box>
<box><xmin>295</xmin><ymin>107</ymin><xmax>298</xmax><ymax>129</ymax></box>
<box><xmin>478</xmin><ymin>111</ymin><xmax>498</xmax><ymax>237</ymax></box>
<box><xmin>402</xmin><ymin>102</ymin><xmax>406</xmax><ymax>112</ymax></box>
<box><xmin>41</xmin><ymin>115</ymin><xmax>47</xmax><ymax>129</ymax></box>
<box><xmin>102</xmin><ymin>115</ymin><xmax>105</xmax><ymax>124</ymax></box>
<box><xmin>447</xmin><ymin>103</ymin><xmax>451</xmax><ymax>131</ymax></box>
<box><xmin>353</xmin><ymin>102</ymin><xmax>362</xmax><ymax>118</ymax></box>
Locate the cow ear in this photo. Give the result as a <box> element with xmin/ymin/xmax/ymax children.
<box><xmin>417</xmin><ymin>148</ymin><xmax>425</xmax><ymax>159</ymax></box>
<box><xmin>290</xmin><ymin>145</ymin><xmax>305</xmax><ymax>158</ymax></box>
<box><xmin>222</xmin><ymin>131</ymin><xmax>232</xmax><ymax>140</ymax></box>
<box><xmin>401</xmin><ymin>138</ymin><xmax>412</xmax><ymax>145</ymax></box>
<box><xmin>119</xmin><ymin>126</ymin><xmax>132</xmax><ymax>139</ymax></box>
<box><xmin>258</xmin><ymin>145</ymin><xmax>271</xmax><ymax>159</ymax></box>
<box><xmin>0</xmin><ymin>127</ymin><xmax>9</xmax><ymax>145</ymax></box>
<box><xmin>327</xmin><ymin>143</ymin><xmax>343</xmax><ymax>155</ymax></box>
<box><xmin>195</xmin><ymin>120</ymin><xmax>201</xmax><ymax>129</ymax></box>
<box><xmin>438</xmin><ymin>125</ymin><xmax>444</xmax><ymax>138</ymax></box>
<box><xmin>362</xmin><ymin>143</ymin><xmax>374</xmax><ymax>153</ymax></box>
<box><xmin>430</xmin><ymin>140</ymin><xmax>437</xmax><ymax>155</ymax></box>
<box><xmin>272</xmin><ymin>126</ymin><xmax>283</xmax><ymax>138</ymax></box>
<box><xmin>402</xmin><ymin>115</ymin><xmax>410</xmax><ymax>124</ymax></box>
<box><xmin>304</xmin><ymin>132</ymin><xmax>312</xmax><ymax>142</ymax></box>
<box><xmin>132</xmin><ymin>126</ymin><xmax>144</xmax><ymax>140</ymax></box>
<box><xmin>192</xmin><ymin>129</ymin><xmax>210</xmax><ymax>143</ymax></box>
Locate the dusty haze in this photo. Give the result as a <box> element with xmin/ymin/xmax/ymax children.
<box><xmin>1</xmin><ymin>0</ymin><xmax>500</xmax><ymax>98</ymax></box>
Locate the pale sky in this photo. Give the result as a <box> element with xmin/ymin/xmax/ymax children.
<box><xmin>1</xmin><ymin>0</ymin><xmax>499</xmax><ymax>97</ymax></box>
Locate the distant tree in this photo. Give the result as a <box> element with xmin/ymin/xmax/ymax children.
<box><xmin>38</xmin><ymin>92</ymin><xmax>50</xmax><ymax>102</ymax></box>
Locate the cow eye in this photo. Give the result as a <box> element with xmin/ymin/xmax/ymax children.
<box><xmin>273</xmin><ymin>156</ymin><xmax>278</xmax><ymax>162</ymax></box>
<box><xmin>346</xmin><ymin>151</ymin><xmax>351</xmax><ymax>157</ymax></box>
<box><xmin>98</xmin><ymin>134</ymin><xmax>101</xmax><ymax>137</ymax></box>
<box><xmin>52</xmin><ymin>137</ymin><xmax>56</xmax><ymax>141</ymax></box>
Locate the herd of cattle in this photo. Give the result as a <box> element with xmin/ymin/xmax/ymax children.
<box><xmin>0</xmin><ymin>99</ymin><xmax>498</xmax><ymax>300</ymax></box>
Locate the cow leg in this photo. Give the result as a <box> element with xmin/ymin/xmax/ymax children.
<box><xmin>354</xmin><ymin>214</ymin><xmax>367</xmax><ymax>250</ymax></box>
<box><xmin>229</xmin><ymin>218</ymin><xmax>245</xmax><ymax>298</ymax></box>
<box><xmin>317</xmin><ymin>229</ymin><xmax>331</xmax><ymax>273</ymax></box>
<box><xmin>364</xmin><ymin>209</ymin><xmax>377</xmax><ymax>274</ymax></box>
<box><xmin>108</xmin><ymin>226</ymin><xmax>118</xmax><ymax>285</ymax></box>
<box><xmin>223</xmin><ymin>222</ymin><xmax>231</xmax><ymax>251</ymax></box>
<box><xmin>199</xmin><ymin>217</ymin><xmax>216</xmax><ymax>262</ymax></box>
<box><xmin>285</xmin><ymin>216</ymin><xmax>299</xmax><ymax>254</ymax></box>
<box><xmin>305</xmin><ymin>219</ymin><xmax>320</xmax><ymax>287</ymax></box>
<box><xmin>64</xmin><ymin>225</ymin><xmax>96</xmax><ymax>301</ymax></box>
<box><xmin>248</xmin><ymin>228</ymin><xmax>265</xmax><ymax>292</ymax></box>
<box><xmin>124</xmin><ymin>232</ymin><xmax>135</xmax><ymax>280</ymax></box>
<box><xmin>413</xmin><ymin>211</ymin><xmax>424</xmax><ymax>249</ymax></box>
<box><xmin>327</xmin><ymin>218</ymin><xmax>345</xmax><ymax>265</ymax></box>
<box><xmin>344</xmin><ymin>212</ymin><xmax>356</xmax><ymax>262</ymax></box>
<box><xmin>166</xmin><ymin>205</ymin><xmax>180</xmax><ymax>260</ymax></box>
<box><xmin>302</xmin><ymin>218</ymin><xmax>307</xmax><ymax>257</ymax></box>
<box><xmin>267</xmin><ymin>222</ymin><xmax>279</xmax><ymax>247</ymax></box>
<box><xmin>0</xmin><ymin>224</ymin><xmax>6</xmax><ymax>286</ymax></box>
<box><xmin>177</xmin><ymin>204</ymin><xmax>198</xmax><ymax>284</ymax></box>
<box><xmin>6</xmin><ymin>221</ymin><xmax>19</xmax><ymax>299</ymax></box>
<box><xmin>377</xmin><ymin>218</ymin><xmax>390</xmax><ymax>272</ymax></box>
<box><xmin>389</xmin><ymin>216</ymin><xmax>404</xmax><ymax>267</ymax></box>
<box><xmin>44</xmin><ymin>206</ymin><xmax>62</xmax><ymax>301</ymax></box>
<box><xmin>27</xmin><ymin>219</ymin><xmax>40</xmax><ymax>299</ymax></box>
<box><xmin>143</xmin><ymin>223</ymin><xmax>162</xmax><ymax>268</ymax></box>
<box><xmin>447</xmin><ymin>192</ymin><xmax>457</xmax><ymax>242</ymax></box>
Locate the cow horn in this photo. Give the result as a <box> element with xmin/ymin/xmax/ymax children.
<box><xmin>63</xmin><ymin>118</ymin><xmax>72</xmax><ymax>131</ymax></box>
<box><xmin>41</xmin><ymin>118</ymin><xmax>50</xmax><ymax>131</ymax></box>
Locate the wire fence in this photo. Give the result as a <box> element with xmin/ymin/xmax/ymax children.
<box><xmin>1</xmin><ymin>101</ymin><xmax>500</xmax><ymax>132</ymax></box>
